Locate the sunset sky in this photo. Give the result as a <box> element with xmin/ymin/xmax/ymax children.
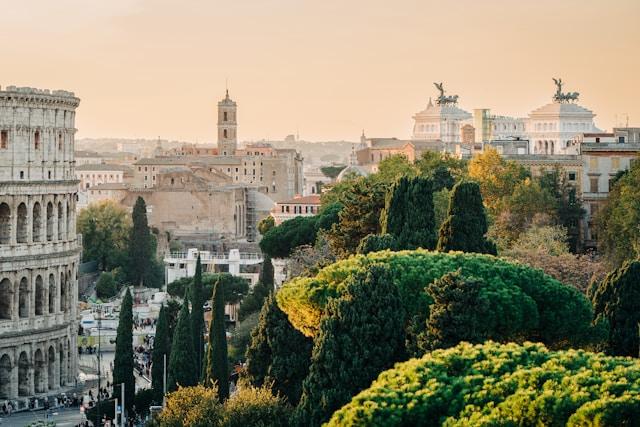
<box><xmin>1</xmin><ymin>0</ymin><xmax>638</xmax><ymax>142</ymax></box>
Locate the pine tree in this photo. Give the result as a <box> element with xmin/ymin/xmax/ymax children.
<box><xmin>590</xmin><ymin>260</ymin><xmax>640</xmax><ymax>357</ymax></box>
<box><xmin>191</xmin><ymin>255</ymin><xmax>205</xmax><ymax>379</ymax></box>
<box><xmin>127</xmin><ymin>196</ymin><xmax>154</xmax><ymax>286</ymax></box>
<box><xmin>168</xmin><ymin>300</ymin><xmax>198</xmax><ymax>391</ymax></box>
<box><xmin>205</xmin><ymin>280</ymin><xmax>229</xmax><ymax>401</ymax></box>
<box><xmin>245</xmin><ymin>294</ymin><xmax>313</xmax><ymax>405</ymax></box>
<box><xmin>296</xmin><ymin>265</ymin><xmax>406</xmax><ymax>426</ymax></box>
<box><xmin>436</xmin><ymin>180</ymin><xmax>497</xmax><ymax>255</ymax></box>
<box><xmin>259</xmin><ymin>255</ymin><xmax>274</xmax><ymax>289</ymax></box>
<box><xmin>151</xmin><ymin>304</ymin><xmax>170</xmax><ymax>403</ymax></box>
<box><xmin>113</xmin><ymin>288</ymin><xmax>135</xmax><ymax>410</ymax></box>
<box><xmin>238</xmin><ymin>256</ymin><xmax>274</xmax><ymax>320</ymax></box>
<box><xmin>380</xmin><ymin>176</ymin><xmax>436</xmax><ymax>250</ymax></box>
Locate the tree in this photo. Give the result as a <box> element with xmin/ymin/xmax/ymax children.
<box><xmin>356</xmin><ymin>233</ymin><xmax>397</xmax><ymax>254</ymax></box>
<box><xmin>325</xmin><ymin>178</ymin><xmax>387</xmax><ymax>257</ymax></box>
<box><xmin>296</xmin><ymin>265</ymin><xmax>406</xmax><ymax>426</ymax></box>
<box><xmin>259</xmin><ymin>255</ymin><xmax>274</xmax><ymax>288</ymax></box>
<box><xmin>168</xmin><ymin>301</ymin><xmax>198</xmax><ymax>391</ymax></box>
<box><xmin>228</xmin><ymin>311</ymin><xmax>260</xmax><ymax>364</ymax></box>
<box><xmin>596</xmin><ymin>162</ymin><xmax>640</xmax><ymax>266</ymax></box>
<box><xmin>415</xmin><ymin>151</ymin><xmax>467</xmax><ymax>183</ymax></box>
<box><xmin>468</xmin><ymin>148</ymin><xmax>529</xmax><ymax>216</ymax></box>
<box><xmin>191</xmin><ymin>256</ymin><xmax>205</xmax><ymax>379</ymax></box>
<box><xmin>509</xmin><ymin>224</ymin><xmax>569</xmax><ymax>256</ymax></box>
<box><xmin>590</xmin><ymin>260</ymin><xmax>640</xmax><ymax>357</ymax></box>
<box><xmin>157</xmin><ymin>385</ymin><xmax>223</xmax><ymax>427</ymax></box>
<box><xmin>504</xmin><ymin>178</ymin><xmax>557</xmax><ymax>236</ymax></box>
<box><xmin>436</xmin><ymin>181</ymin><xmax>496</xmax><ymax>254</ymax></box>
<box><xmin>421</xmin><ymin>271</ymin><xmax>536</xmax><ymax>350</ymax></box>
<box><xmin>126</xmin><ymin>197</ymin><xmax>156</xmax><ymax>286</ymax></box>
<box><xmin>152</xmin><ymin>305</ymin><xmax>170</xmax><ymax>403</ymax></box>
<box><xmin>77</xmin><ymin>200</ymin><xmax>130</xmax><ymax>271</ymax></box>
<box><xmin>259</xmin><ymin>216</ymin><xmax>320</xmax><ymax>258</ymax></box>
<box><xmin>222</xmin><ymin>385</ymin><xmax>293</xmax><ymax>427</ymax></box>
<box><xmin>165</xmin><ymin>300</ymin><xmax>181</xmax><ymax>356</ymax></box>
<box><xmin>205</xmin><ymin>280</ymin><xmax>229</xmax><ymax>401</ymax></box>
<box><xmin>245</xmin><ymin>294</ymin><xmax>313</xmax><ymax>406</ymax></box>
<box><xmin>167</xmin><ymin>273</ymin><xmax>249</xmax><ymax>305</ymax></box>
<box><xmin>113</xmin><ymin>288</ymin><xmax>135</xmax><ymax>411</ymax></box>
<box><xmin>257</xmin><ymin>215</ymin><xmax>275</xmax><ymax>235</ymax></box>
<box><xmin>381</xmin><ymin>176</ymin><xmax>436</xmax><ymax>250</ymax></box>
<box><xmin>375</xmin><ymin>154</ymin><xmax>417</xmax><ymax>183</ymax></box>
<box><xmin>95</xmin><ymin>272</ymin><xmax>117</xmax><ymax>299</ymax></box>
<box><xmin>320</xmin><ymin>165</ymin><xmax>347</xmax><ymax>180</ymax></box>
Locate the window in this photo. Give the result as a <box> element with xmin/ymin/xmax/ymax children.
<box><xmin>589</xmin><ymin>157</ymin><xmax>598</xmax><ymax>169</ymax></box>
<box><xmin>224</xmin><ymin>111</ymin><xmax>228</xmax><ymax>121</ymax></box>
<box><xmin>48</xmin><ymin>171</ymin><xmax>51</xmax><ymax>179</ymax></box>
<box><xmin>58</xmin><ymin>133</ymin><xmax>63</xmax><ymax>150</ymax></box>
<box><xmin>34</xmin><ymin>131</ymin><xmax>40</xmax><ymax>150</ymax></box>
<box><xmin>611</xmin><ymin>157</ymin><xmax>620</xmax><ymax>170</ymax></box>
<box><xmin>619</xmin><ymin>136</ymin><xmax>626</xmax><ymax>144</ymax></box>
<box><xmin>1</xmin><ymin>130</ymin><xmax>8</xmax><ymax>149</ymax></box>
<box><xmin>20</xmin><ymin>171</ymin><xmax>24</xmax><ymax>179</ymax></box>
<box><xmin>224</xmin><ymin>129</ymin><xmax>228</xmax><ymax>138</ymax></box>
<box><xmin>568</xmin><ymin>172</ymin><xmax>576</xmax><ymax>181</ymax></box>
<box><xmin>589</xmin><ymin>177</ymin><xmax>599</xmax><ymax>193</ymax></box>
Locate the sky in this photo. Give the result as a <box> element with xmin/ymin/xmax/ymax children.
<box><xmin>1</xmin><ymin>0</ymin><xmax>638</xmax><ymax>142</ymax></box>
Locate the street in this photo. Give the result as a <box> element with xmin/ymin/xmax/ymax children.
<box><xmin>0</xmin><ymin>407</ymin><xmax>85</xmax><ymax>427</ymax></box>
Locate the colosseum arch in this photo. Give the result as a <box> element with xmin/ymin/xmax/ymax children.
<box><xmin>57</xmin><ymin>201</ymin><xmax>64</xmax><ymax>240</ymax></box>
<box><xmin>59</xmin><ymin>342</ymin><xmax>66</xmax><ymax>386</ymax></box>
<box><xmin>47</xmin><ymin>346</ymin><xmax>56</xmax><ymax>390</ymax></box>
<box><xmin>19</xmin><ymin>277</ymin><xmax>29</xmax><ymax>318</ymax></box>
<box><xmin>33</xmin><ymin>201</ymin><xmax>42</xmax><ymax>242</ymax></box>
<box><xmin>34</xmin><ymin>348</ymin><xmax>45</xmax><ymax>393</ymax></box>
<box><xmin>0</xmin><ymin>202</ymin><xmax>11</xmax><ymax>244</ymax></box>
<box><xmin>0</xmin><ymin>354</ymin><xmax>11</xmax><ymax>398</ymax></box>
<box><xmin>17</xmin><ymin>202</ymin><xmax>28</xmax><ymax>243</ymax></box>
<box><xmin>35</xmin><ymin>275</ymin><xmax>44</xmax><ymax>315</ymax></box>
<box><xmin>48</xmin><ymin>274</ymin><xmax>56</xmax><ymax>313</ymax></box>
<box><xmin>46</xmin><ymin>201</ymin><xmax>54</xmax><ymax>242</ymax></box>
<box><xmin>60</xmin><ymin>272</ymin><xmax>66</xmax><ymax>313</ymax></box>
<box><xmin>18</xmin><ymin>351</ymin><xmax>29</xmax><ymax>396</ymax></box>
<box><xmin>0</xmin><ymin>278</ymin><xmax>11</xmax><ymax>319</ymax></box>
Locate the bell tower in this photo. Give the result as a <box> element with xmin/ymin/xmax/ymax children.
<box><xmin>217</xmin><ymin>89</ymin><xmax>237</xmax><ymax>156</ymax></box>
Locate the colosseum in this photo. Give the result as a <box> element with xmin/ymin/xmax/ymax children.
<box><xmin>0</xmin><ymin>86</ymin><xmax>80</xmax><ymax>404</ymax></box>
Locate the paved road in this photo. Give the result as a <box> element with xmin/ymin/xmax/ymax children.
<box><xmin>0</xmin><ymin>407</ymin><xmax>86</xmax><ymax>427</ymax></box>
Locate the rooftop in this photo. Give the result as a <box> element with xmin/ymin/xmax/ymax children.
<box><xmin>76</xmin><ymin>163</ymin><xmax>132</xmax><ymax>172</ymax></box>
<box><xmin>277</xmin><ymin>194</ymin><xmax>322</xmax><ymax>205</ymax></box>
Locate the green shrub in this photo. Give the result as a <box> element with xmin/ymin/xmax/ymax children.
<box><xmin>222</xmin><ymin>386</ymin><xmax>292</xmax><ymax>427</ymax></box>
<box><xmin>356</xmin><ymin>233</ymin><xmax>397</xmax><ymax>254</ymax></box>
<box><xmin>95</xmin><ymin>271</ymin><xmax>117</xmax><ymax>299</ymax></box>
<box><xmin>158</xmin><ymin>385</ymin><xmax>223</xmax><ymax>427</ymax></box>
<box><xmin>327</xmin><ymin>341</ymin><xmax>640</xmax><ymax>427</ymax></box>
<box><xmin>277</xmin><ymin>250</ymin><xmax>597</xmax><ymax>351</ymax></box>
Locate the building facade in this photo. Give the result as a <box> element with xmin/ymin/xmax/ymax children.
<box><xmin>271</xmin><ymin>194</ymin><xmax>321</xmax><ymax>225</ymax></box>
<box><xmin>0</xmin><ymin>86</ymin><xmax>80</xmax><ymax>402</ymax></box>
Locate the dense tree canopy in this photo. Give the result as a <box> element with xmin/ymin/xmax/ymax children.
<box><xmin>205</xmin><ymin>280</ymin><xmax>229</xmax><ymax>401</ymax></box>
<box><xmin>168</xmin><ymin>302</ymin><xmax>198</xmax><ymax>391</ymax></box>
<box><xmin>590</xmin><ymin>260</ymin><xmax>640</xmax><ymax>357</ymax></box>
<box><xmin>328</xmin><ymin>341</ymin><xmax>640</xmax><ymax>427</ymax></box>
<box><xmin>95</xmin><ymin>271</ymin><xmax>117</xmax><ymax>299</ymax></box>
<box><xmin>113</xmin><ymin>288</ymin><xmax>135</xmax><ymax>410</ymax></box>
<box><xmin>77</xmin><ymin>200</ymin><xmax>130</xmax><ymax>271</ymax></box>
<box><xmin>277</xmin><ymin>250</ymin><xmax>599</xmax><ymax>351</ymax></box>
<box><xmin>167</xmin><ymin>273</ymin><xmax>249</xmax><ymax>305</ymax></box>
<box><xmin>320</xmin><ymin>165</ymin><xmax>347</xmax><ymax>179</ymax></box>
<box><xmin>126</xmin><ymin>197</ymin><xmax>156</xmax><ymax>286</ymax></box>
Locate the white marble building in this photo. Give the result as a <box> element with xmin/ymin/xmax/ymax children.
<box><xmin>0</xmin><ymin>86</ymin><xmax>80</xmax><ymax>404</ymax></box>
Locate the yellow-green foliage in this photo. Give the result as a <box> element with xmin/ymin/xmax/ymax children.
<box><xmin>276</xmin><ymin>250</ymin><xmax>595</xmax><ymax>349</ymax></box>
<box><xmin>158</xmin><ymin>385</ymin><xmax>223</xmax><ymax>427</ymax></box>
<box><xmin>328</xmin><ymin>341</ymin><xmax>640</xmax><ymax>427</ymax></box>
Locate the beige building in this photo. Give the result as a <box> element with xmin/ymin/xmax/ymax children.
<box><xmin>355</xmin><ymin>133</ymin><xmax>443</xmax><ymax>170</ymax></box>
<box><xmin>271</xmin><ymin>194</ymin><xmax>321</xmax><ymax>225</ymax></box>
<box><xmin>76</xmin><ymin>163</ymin><xmax>131</xmax><ymax>190</ymax></box>
<box><xmin>0</xmin><ymin>86</ymin><xmax>80</xmax><ymax>403</ymax></box>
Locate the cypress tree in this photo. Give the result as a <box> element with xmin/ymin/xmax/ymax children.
<box><xmin>191</xmin><ymin>255</ymin><xmax>205</xmax><ymax>379</ymax></box>
<box><xmin>380</xmin><ymin>176</ymin><xmax>436</xmax><ymax>250</ymax></box>
<box><xmin>296</xmin><ymin>265</ymin><xmax>406</xmax><ymax>426</ymax></box>
<box><xmin>127</xmin><ymin>196</ymin><xmax>154</xmax><ymax>286</ymax></box>
<box><xmin>168</xmin><ymin>300</ymin><xmax>198</xmax><ymax>391</ymax></box>
<box><xmin>259</xmin><ymin>255</ymin><xmax>274</xmax><ymax>289</ymax></box>
<box><xmin>245</xmin><ymin>294</ymin><xmax>313</xmax><ymax>405</ymax></box>
<box><xmin>590</xmin><ymin>260</ymin><xmax>640</xmax><ymax>357</ymax></box>
<box><xmin>436</xmin><ymin>180</ymin><xmax>497</xmax><ymax>255</ymax></box>
<box><xmin>151</xmin><ymin>304</ymin><xmax>170</xmax><ymax>403</ymax></box>
<box><xmin>205</xmin><ymin>280</ymin><xmax>229</xmax><ymax>401</ymax></box>
<box><xmin>113</xmin><ymin>288</ymin><xmax>135</xmax><ymax>411</ymax></box>
<box><xmin>238</xmin><ymin>256</ymin><xmax>274</xmax><ymax>320</ymax></box>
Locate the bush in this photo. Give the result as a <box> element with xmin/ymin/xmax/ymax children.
<box><xmin>277</xmin><ymin>250</ymin><xmax>597</xmax><ymax>351</ymax></box>
<box><xmin>327</xmin><ymin>341</ymin><xmax>640</xmax><ymax>427</ymax></box>
<box><xmin>356</xmin><ymin>233</ymin><xmax>397</xmax><ymax>254</ymax></box>
<box><xmin>222</xmin><ymin>386</ymin><xmax>292</xmax><ymax>427</ymax></box>
<box><xmin>133</xmin><ymin>388</ymin><xmax>155</xmax><ymax>417</ymax></box>
<box><xmin>95</xmin><ymin>271</ymin><xmax>117</xmax><ymax>299</ymax></box>
<box><xmin>157</xmin><ymin>385</ymin><xmax>223</xmax><ymax>427</ymax></box>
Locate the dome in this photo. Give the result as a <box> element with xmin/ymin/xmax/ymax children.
<box><xmin>252</xmin><ymin>191</ymin><xmax>276</xmax><ymax>213</ymax></box>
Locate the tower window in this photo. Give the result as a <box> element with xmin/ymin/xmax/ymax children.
<box><xmin>224</xmin><ymin>129</ymin><xmax>228</xmax><ymax>138</ymax></box>
<box><xmin>0</xmin><ymin>130</ymin><xmax>7</xmax><ymax>149</ymax></box>
<box><xmin>224</xmin><ymin>112</ymin><xmax>228</xmax><ymax>121</ymax></box>
<box><xmin>34</xmin><ymin>131</ymin><xmax>41</xmax><ymax>150</ymax></box>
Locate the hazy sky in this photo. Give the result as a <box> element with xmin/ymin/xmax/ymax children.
<box><xmin>1</xmin><ymin>0</ymin><xmax>638</xmax><ymax>142</ymax></box>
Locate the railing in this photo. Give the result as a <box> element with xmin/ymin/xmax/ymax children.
<box><xmin>166</xmin><ymin>252</ymin><xmax>262</xmax><ymax>261</ymax></box>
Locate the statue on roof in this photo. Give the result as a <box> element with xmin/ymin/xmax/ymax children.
<box><xmin>552</xmin><ymin>78</ymin><xmax>579</xmax><ymax>103</ymax></box>
<box><xmin>433</xmin><ymin>82</ymin><xmax>459</xmax><ymax>106</ymax></box>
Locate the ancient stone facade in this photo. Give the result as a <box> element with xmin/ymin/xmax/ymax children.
<box><xmin>0</xmin><ymin>86</ymin><xmax>80</xmax><ymax>402</ymax></box>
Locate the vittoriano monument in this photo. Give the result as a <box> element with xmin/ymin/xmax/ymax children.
<box><xmin>552</xmin><ymin>78</ymin><xmax>580</xmax><ymax>103</ymax></box>
<box><xmin>433</xmin><ymin>82</ymin><xmax>459</xmax><ymax>106</ymax></box>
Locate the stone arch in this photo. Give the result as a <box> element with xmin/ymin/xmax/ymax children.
<box><xmin>35</xmin><ymin>275</ymin><xmax>44</xmax><ymax>315</ymax></box>
<box><xmin>0</xmin><ymin>354</ymin><xmax>11</xmax><ymax>398</ymax></box>
<box><xmin>18</xmin><ymin>351</ymin><xmax>29</xmax><ymax>396</ymax></box>
<box><xmin>0</xmin><ymin>202</ymin><xmax>11</xmax><ymax>244</ymax></box>
<box><xmin>34</xmin><ymin>348</ymin><xmax>45</xmax><ymax>393</ymax></box>
<box><xmin>17</xmin><ymin>202</ymin><xmax>28</xmax><ymax>243</ymax></box>
<box><xmin>57</xmin><ymin>201</ymin><xmax>64</xmax><ymax>240</ymax></box>
<box><xmin>46</xmin><ymin>201</ymin><xmax>54</xmax><ymax>241</ymax></box>
<box><xmin>550</xmin><ymin>140</ymin><xmax>555</xmax><ymax>155</ymax></box>
<box><xmin>544</xmin><ymin>140</ymin><xmax>549</xmax><ymax>154</ymax></box>
<box><xmin>48</xmin><ymin>346</ymin><xmax>56</xmax><ymax>390</ymax></box>
<box><xmin>32</xmin><ymin>201</ymin><xmax>42</xmax><ymax>242</ymax></box>
<box><xmin>0</xmin><ymin>278</ymin><xmax>11</xmax><ymax>319</ymax></box>
<box><xmin>60</xmin><ymin>272</ymin><xmax>66</xmax><ymax>313</ymax></box>
<box><xmin>19</xmin><ymin>277</ymin><xmax>29</xmax><ymax>318</ymax></box>
<box><xmin>48</xmin><ymin>273</ymin><xmax>56</xmax><ymax>313</ymax></box>
<box><xmin>59</xmin><ymin>343</ymin><xmax>66</xmax><ymax>386</ymax></box>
